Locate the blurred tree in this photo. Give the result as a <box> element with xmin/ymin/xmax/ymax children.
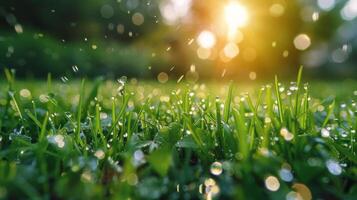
<box><xmin>0</xmin><ymin>0</ymin><xmax>356</xmax><ymax>79</ymax></box>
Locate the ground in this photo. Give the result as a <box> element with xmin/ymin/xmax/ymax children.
<box><xmin>0</xmin><ymin>72</ymin><xmax>356</xmax><ymax>199</ymax></box>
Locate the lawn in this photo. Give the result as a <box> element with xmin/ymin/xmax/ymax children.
<box><xmin>0</xmin><ymin>69</ymin><xmax>356</xmax><ymax>199</ymax></box>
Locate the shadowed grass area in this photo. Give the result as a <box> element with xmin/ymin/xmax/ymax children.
<box><xmin>0</xmin><ymin>69</ymin><xmax>356</xmax><ymax>199</ymax></box>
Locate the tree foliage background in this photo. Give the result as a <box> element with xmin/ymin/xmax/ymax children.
<box><xmin>0</xmin><ymin>0</ymin><xmax>356</xmax><ymax>80</ymax></box>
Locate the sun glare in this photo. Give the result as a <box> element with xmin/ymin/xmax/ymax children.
<box><xmin>224</xmin><ymin>1</ymin><xmax>249</xmax><ymax>30</ymax></box>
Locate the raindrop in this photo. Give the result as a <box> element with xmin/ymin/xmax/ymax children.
<box><xmin>72</xmin><ymin>65</ymin><xmax>79</xmax><ymax>73</ymax></box>
<box><xmin>177</xmin><ymin>75</ymin><xmax>184</xmax><ymax>83</ymax></box>
<box><xmin>221</xmin><ymin>69</ymin><xmax>226</xmax><ymax>78</ymax></box>
<box><xmin>187</xmin><ymin>38</ymin><xmax>194</xmax><ymax>45</ymax></box>
<box><xmin>60</xmin><ymin>76</ymin><xmax>69</xmax><ymax>83</ymax></box>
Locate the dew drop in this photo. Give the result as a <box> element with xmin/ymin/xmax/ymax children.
<box><xmin>321</xmin><ymin>128</ymin><xmax>330</xmax><ymax>138</ymax></box>
<box><xmin>326</xmin><ymin>159</ymin><xmax>342</xmax><ymax>175</ymax></box>
<box><xmin>94</xmin><ymin>149</ymin><xmax>105</xmax><ymax>160</ymax></box>
<box><xmin>279</xmin><ymin>168</ymin><xmax>293</xmax><ymax>182</ymax></box>
<box><xmin>210</xmin><ymin>161</ymin><xmax>223</xmax><ymax>176</ymax></box>
<box><xmin>265</xmin><ymin>176</ymin><xmax>280</xmax><ymax>191</ymax></box>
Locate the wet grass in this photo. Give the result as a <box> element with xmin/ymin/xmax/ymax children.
<box><xmin>0</xmin><ymin>68</ymin><xmax>356</xmax><ymax>199</ymax></box>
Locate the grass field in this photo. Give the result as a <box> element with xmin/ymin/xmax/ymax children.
<box><xmin>0</xmin><ymin>69</ymin><xmax>356</xmax><ymax>199</ymax></box>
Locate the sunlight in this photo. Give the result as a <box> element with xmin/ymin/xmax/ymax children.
<box><xmin>224</xmin><ymin>1</ymin><xmax>249</xmax><ymax>33</ymax></box>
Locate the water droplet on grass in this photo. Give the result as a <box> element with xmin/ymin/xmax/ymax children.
<box><xmin>210</xmin><ymin>162</ymin><xmax>223</xmax><ymax>175</ymax></box>
<box><xmin>265</xmin><ymin>176</ymin><xmax>280</xmax><ymax>191</ymax></box>
<box><xmin>279</xmin><ymin>168</ymin><xmax>293</xmax><ymax>182</ymax></box>
<box><xmin>100</xmin><ymin>112</ymin><xmax>108</xmax><ymax>119</ymax></box>
<box><xmin>81</xmin><ymin>170</ymin><xmax>93</xmax><ymax>183</ymax></box>
<box><xmin>280</xmin><ymin>128</ymin><xmax>294</xmax><ymax>141</ymax></box>
<box><xmin>20</xmin><ymin>89</ymin><xmax>31</xmax><ymax>98</ymax></box>
<box><xmin>326</xmin><ymin>159</ymin><xmax>342</xmax><ymax>175</ymax></box>
<box><xmin>94</xmin><ymin>149</ymin><xmax>105</xmax><ymax>160</ymax></box>
<box><xmin>321</xmin><ymin>128</ymin><xmax>330</xmax><ymax>137</ymax></box>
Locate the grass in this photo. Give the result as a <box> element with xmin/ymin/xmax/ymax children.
<box><xmin>0</xmin><ymin>68</ymin><xmax>356</xmax><ymax>199</ymax></box>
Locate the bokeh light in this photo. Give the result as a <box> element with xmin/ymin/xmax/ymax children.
<box><xmin>157</xmin><ymin>72</ymin><xmax>169</xmax><ymax>83</ymax></box>
<box><xmin>265</xmin><ymin>176</ymin><xmax>280</xmax><ymax>191</ymax></box>
<box><xmin>223</xmin><ymin>42</ymin><xmax>239</xmax><ymax>59</ymax></box>
<box><xmin>292</xmin><ymin>183</ymin><xmax>312</xmax><ymax>200</ymax></box>
<box><xmin>197</xmin><ymin>30</ymin><xmax>216</xmax><ymax>49</ymax></box>
<box><xmin>159</xmin><ymin>0</ymin><xmax>192</xmax><ymax>25</ymax></box>
<box><xmin>132</xmin><ymin>12</ymin><xmax>144</xmax><ymax>26</ymax></box>
<box><xmin>197</xmin><ymin>47</ymin><xmax>212</xmax><ymax>60</ymax></box>
<box><xmin>318</xmin><ymin>0</ymin><xmax>335</xmax><ymax>11</ymax></box>
<box><xmin>294</xmin><ymin>34</ymin><xmax>311</xmax><ymax>51</ymax></box>
<box><xmin>341</xmin><ymin>0</ymin><xmax>357</xmax><ymax>21</ymax></box>
<box><xmin>269</xmin><ymin>3</ymin><xmax>285</xmax><ymax>17</ymax></box>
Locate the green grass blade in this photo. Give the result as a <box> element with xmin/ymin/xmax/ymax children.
<box><xmin>39</xmin><ymin>112</ymin><xmax>49</xmax><ymax>141</ymax></box>
<box><xmin>75</xmin><ymin>79</ymin><xmax>85</xmax><ymax>144</ymax></box>
<box><xmin>322</xmin><ymin>99</ymin><xmax>335</xmax><ymax>127</ymax></box>
<box><xmin>223</xmin><ymin>81</ymin><xmax>234</xmax><ymax>123</ymax></box>
<box><xmin>274</xmin><ymin>75</ymin><xmax>284</xmax><ymax>125</ymax></box>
